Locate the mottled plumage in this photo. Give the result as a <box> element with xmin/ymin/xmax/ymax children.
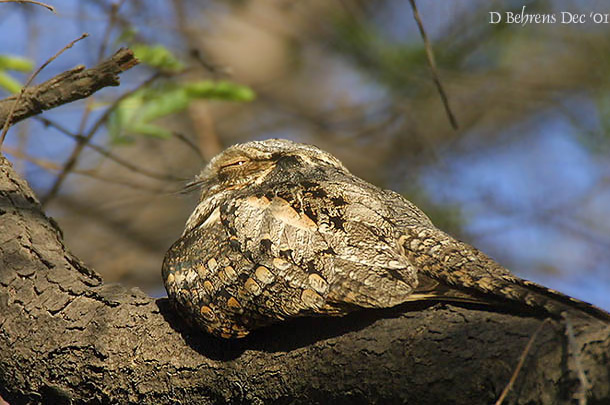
<box><xmin>162</xmin><ymin>139</ymin><xmax>610</xmax><ymax>338</ymax></box>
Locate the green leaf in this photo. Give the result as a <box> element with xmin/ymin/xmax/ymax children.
<box><xmin>108</xmin><ymin>88</ymin><xmax>177</xmax><ymax>142</ymax></box>
<box><xmin>107</xmin><ymin>101</ymin><xmax>135</xmax><ymax>144</ymax></box>
<box><xmin>0</xmin><ymin>55</ymin><xmax>33</xmax><ymax>72</ymax></box>
<box><xmin>132</xmin><ymin>44</ymin><xmax>184</xmax><ymax>72</ymax></box>
<box><xmin>185</xmin><ymin>80</ymin><xmax>255</xmax><ymax>102</ymax></box>
<box><xmin>108</xmin><ymin>80</ymin><xmax>255</xmax><ymax>142</ymax></box>
<box><xmin>137</xmin><ymin>87</ymin><xmax>190</xmax><ymax>122</ymax></box>
<box><xmin>125</xmin><ymin>122</ymin><xmax>172</xmax><ymax>138</ymax></box>
<box><xmin>117</xmin><ymin>27</ymin><xmax>137</xmax><ymax>44</ymax></box>
<box><xmin>0</xmin><ymin>71</ymin><xmax>23</xmax><ymax>93</ymax></box>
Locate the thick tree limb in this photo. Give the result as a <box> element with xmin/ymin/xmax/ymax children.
<box><xmin>0</xmin><ymin>48</ymin><xmax>138</xmax><ymax>130</ymax></box>
<box><xmin>0</xmin><ymin>154</ymin><xmax>609</xmax><ymax>404</ymax></box>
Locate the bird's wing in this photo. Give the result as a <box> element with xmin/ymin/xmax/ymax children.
<box><xmin>223</xmin><ymin>178</ymin><xmax>421</xmax><ymax>312</ymax></box>
<box><xmin>163</xmin><ymin>206</ymin><xmax>274</xmax><ymax>337</ymax></box>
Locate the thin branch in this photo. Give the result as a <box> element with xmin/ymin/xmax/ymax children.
<box><xmin>15</xmin><ymin>1</ymin><xmax>41</xmax><ymax>174</ymax></box>
<box><xmin>408</xmin><ymin>0</ymin><xmax>458</xmax><ymax>130</ymax></box>
<box><xmin>54</xmin><ymin>194</ymin><xmax>171</xmax><ymax>253</ymax></box>
<box><xmin>172</xmin><ymin>131</ymin><xmax>204</xmax><ymax>161</ymax></box>
<box><xmin>0</xmin><ymin>0</ymin><xmax>55</xmax><ymax>13</ymax></box>
<box><xmin>0</xmin><ymin>33</ymin><xmax>89</xmax><ymax>146</ymax></box>
<box><xmin>3</xmin><ymin>145</ymin><xmax>171</xmax><ymax>193</ymax></box>
<box><xmin>97</xmin><ymin>0</ymin><xmax>126</xmax><ymax>62</ymax></box>
<box><xmin>172</xmin><ymin>0</ymin><xmax>225</xmax><ymax>160</ymax></box>
<box><xmin>36</xmin><ymin>116</ymin><xmax>186</xmax><ymax>182</ymax></box>
<box><xmin>2</xmin><ymin>145</ymin><xmax>65</xmax><ymax>172</ymax></box>
<box><xmin>40</xmin><ymin>73</ymin><xmax>162</xmax><ymax>206</ymax></box>
<box><xmin>495</xmin><ymin>318</ymin><xmax>551</xmax><ymax>405</ymax></box>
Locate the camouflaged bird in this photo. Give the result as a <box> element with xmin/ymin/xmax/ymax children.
<box><xmin>162</xmin><ymin>139</ymin><xmax>610</xmax><ymax>338</ymax></box>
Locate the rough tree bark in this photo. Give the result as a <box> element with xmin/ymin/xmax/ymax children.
<box><xmin>0</xmin><ymin>50</ymin><xmax>609</xmax><ymax>405</ymax></box>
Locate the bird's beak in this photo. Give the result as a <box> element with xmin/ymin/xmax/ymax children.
<box><xmin>181</xmin><ymin>174</ymin><xmax>212</xmax><ymax>195</ymax></box>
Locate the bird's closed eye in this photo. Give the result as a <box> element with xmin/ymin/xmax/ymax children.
<box><xmin>220</xmin><ymin>158</ymin><xmax>250</xmax><ymax>170</ymax></box>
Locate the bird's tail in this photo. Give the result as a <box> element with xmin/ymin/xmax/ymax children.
<box><xmin>399</xmin><ymin>226</ymin><xmax>610</xmax><ymax>323</ymax></box>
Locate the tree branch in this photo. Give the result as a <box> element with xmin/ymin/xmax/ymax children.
<box><xmin>0</xmin><ymin>48</ymin><xmax>138</xmax><ymax>131</ymax></box>
<box><xmin>0</xmin><ymin>0</ymin><xmax>55</xmax><ymax>13</ymax></box>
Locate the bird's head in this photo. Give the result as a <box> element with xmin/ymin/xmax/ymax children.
<box><xmin>186</xmin><ymin>139</ymin><xmax>348</xmax><ymax>201</ymax></box>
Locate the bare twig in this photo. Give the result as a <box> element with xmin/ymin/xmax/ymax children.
<box><xmin>15</xmin><ymin>11</ymin><xmax>39</xmax><ymax>174</ymax></box>
<box><xmin>172</xmin><ymin>0</ymin><xmax>225</xmax><ymax>159</ymax></box>
<box><xmin>98</xmin><ymin>0</ymin><xmax>126</xmax><ymax>62</ymax></box>
<box><xmin>36</xmin><ymin>116</ymin><xmax>186</xmax><ymax>182</ymax></box>
<box><xmin>40</xmin><ymin>73</ymin><xmax>162</xmax><ymax>206</ymax></box>
<box><xmin>0</xmin><ymin>33</ymin><xmax>89</xmax><ymax>146</ymax></box>
<box><xmin>2</xmin><ymin>145</ymin><xmax>65</xmax><ymax>172</ymax></box>
<box><xmin>172</xmin><ymin>131</ymin><xmax>205</xmax><ymax>161</ymax></box>
<box><xmin>0</xmin><ymin>48</ymin><xmax>139</xmax><ymax>131</ymax></box>
<box><xmin>3</xmin><ymin>145</ymin><xmax>171</xmax><ymax>193</ymax></box>
<box><xmin>495</xmin><ymin>318</ymin><xmax>550</xmax><ymax>405</ymax></box>
<box><xmin>55</xmin><ymin>194</ymin><xmax>171</xmax><ymax>253</ymax></box>
<box><xmin>0</xmin><ymin>0</ymin><xmax>55</xmax><ymax>13</ymax></box>
<box><xmin>408</xmin><ymin>0</ymin><xmax>458</xmax><ymax>130</ymax></box>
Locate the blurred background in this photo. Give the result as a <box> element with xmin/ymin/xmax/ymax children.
<box><xmin>1</xmin><ymin>0</ymin><xmax>609</xmax><ymax>309</ymax></box>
